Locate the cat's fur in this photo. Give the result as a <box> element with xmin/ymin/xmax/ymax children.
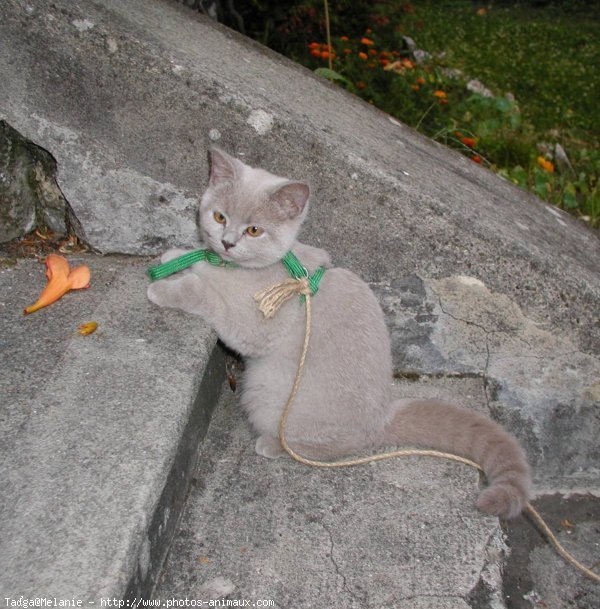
<box><xmin>147</xmin><ymin>148</ymin><xmax>531</xmax><ymax>519</ymax></box>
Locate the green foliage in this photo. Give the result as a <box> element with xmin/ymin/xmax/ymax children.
<box><xmin>314</xmin><ymin>67</ymin><xmax>355</xmax><ymax>92</ymax></box>
<box><xmin>239</xmin><ymin>1</ymin><xmax>599</xmax><ymax>227</ymax></box>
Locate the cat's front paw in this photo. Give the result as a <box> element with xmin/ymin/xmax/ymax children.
<box><xmin>147</xmin><ymin>281</ymin><xmax>174</xmax><ymax>308</ymax></box>
<box><xmin>255</xmin><ymin>435</ymin><xmax>285</xmax><ymax>459</ymax></box>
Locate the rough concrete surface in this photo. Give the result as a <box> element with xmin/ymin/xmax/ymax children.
<box><xmin>375</xmin><ymin>275</ymin><xmax>600</xmax><ymax>489</ymax></box>
<box><xmin>155</xmin><ymin>384</ymin><xmax>507</xmax><ymax>609</ymax></box>
<box><xmin>503</xmin><ymin>494</ymin><xmax>600</xmax><ymax>609</ymax></box>
<box><xmin>0</xmin><ymin>254</ymin><xmax>222</xmax><ymax>600</ymax></box>
<box><xmin>0</xmin><ymin>0</ymin><xmax>598</xmax><ymax>358</ymax></box>
<box><xmin>0</xmin><ymin>0</ymin><xmax>598</xmax><ymax>605</ymax></box>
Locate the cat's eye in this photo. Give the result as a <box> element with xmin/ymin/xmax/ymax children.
<box><xmin>246</xmin><ymin>225</ymin><xmax>264</xmax><ymax>237</ymax></box>
<box><xmin>213</xmin><ymin>211</ymin><xmax>227</xmax><ymax>225</ymax></box>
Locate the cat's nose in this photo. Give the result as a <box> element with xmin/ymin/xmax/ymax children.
<box><xmin>222</xmin><ymin>240</ymin><xmax>235</xmax><ymax>251</ymax></box>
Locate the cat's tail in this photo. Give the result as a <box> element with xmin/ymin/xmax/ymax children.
<box><xmin>382</xmin><ymin>399</ymin><xmax>531</xmax><ymax>519</ymax></box>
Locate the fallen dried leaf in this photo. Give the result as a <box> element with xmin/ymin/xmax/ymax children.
<box><xmin>77</xmin><ymin>321</ymin><xmax>98</xmax><ymax>335</ymax></box>
<box><xmin>560</xmin><ymin>519</ymin><xmax>575</xmax><ymax>529</ymax></box>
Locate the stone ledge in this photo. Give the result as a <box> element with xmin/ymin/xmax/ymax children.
<box><xmin>0</xmin><ymin>254</ymin><xmax>224</xmax><ymax>599</ymax></box>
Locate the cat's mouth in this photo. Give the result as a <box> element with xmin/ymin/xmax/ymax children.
<box><xmin>217</xmin><ymin>249</ymin><xmax>235</xmax><ymax>262</ymax></box>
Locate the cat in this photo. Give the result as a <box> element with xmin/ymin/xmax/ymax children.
<box><xmin>147</xmin><ymin>147</ymin><xmax>531</xmax><ymax>519</ymax></box>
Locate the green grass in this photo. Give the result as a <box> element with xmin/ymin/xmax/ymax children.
<box><xmin>396</xmin><ymin>2</ymin><xmax>599</xmax><ymax>142</ymax></box>
<box><xmin>240</xmin><ymin>1</ymin><xmax>599</xmax><ymax>226</ymax></box>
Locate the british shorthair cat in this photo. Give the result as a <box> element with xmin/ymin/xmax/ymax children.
<box><xmin>147</xmin><ymin>148</ymin><xmax>531</xmax><ymax>519</ymax></box>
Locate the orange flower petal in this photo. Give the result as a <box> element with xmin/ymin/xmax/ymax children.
<box><xmin>68</xmin><ymin>265</ymin><xmax>91</xmax><ymax>290</ymax></box>
<box><xmin>537</xmin><ymin>156</ymin><xmax>554</xmax><ymax>172</ymax></box>
<box><xmin>24</xmin><ymin>254</ymin><xmax>91</xmax><ymax>315</ymax></box>
<box><xmin>45</xmin><ymin>254</ymin><xmax>69</xmax><ymax>281</ymax></box>
<box><xmin>24</xmin><ymin>274</ymin><xmax>71</xmax><ymax>314</ymax></box>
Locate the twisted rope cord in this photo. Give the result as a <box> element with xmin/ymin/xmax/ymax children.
<box><xmin>255</xmin><ymin>283</ymin><xmax>600</xmax><ymax>584</ymax></box>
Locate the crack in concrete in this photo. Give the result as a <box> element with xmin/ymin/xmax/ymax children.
<box><xmin>434</xmin><ymin>294</ymin><xmax>494</xmax><ymax>410</ymax></box>
<box><xmin>320</xmin><ymin>520</ymin><xmax>366</xmax><ymax>606</ymax></box>
<box><xmin>394</xmin><ymin>370</ymin><xmax>484</xmax><ymax>381</ymax></box>
<box><xmin>394</xmin><ymin>593</ymin><xmax>467</xmax><ymax>603</ymax></box>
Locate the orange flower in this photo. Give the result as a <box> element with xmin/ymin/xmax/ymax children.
<box><xmin>361</xmin><ymin>37</ymin><xmax>375</xmax><ymax>46</ymax></box>
<box><xmin>384</xmin><ymin>60</ymin><xmax>403</xmax><ymax>73</ymax></box>
<box><xmin>471</xmin><ymin>155</ymin><xmax>482</xmax><ymax>164</ymax></box>
<box><xmin>24</xmin><ymin>254</ymin><xmax>91</xmax><ymax>315</ymax></box>
<box><xmin>537</xmin><ymin>156</ymin><xmax>555</xmax><ymax>173</ymax></box>
<box><xmin>340</xmin><ymin>36</ymin><xmax>349</xmax><ymax>41</ymax></box>
<box><xmin>320</xmin><ymin>50</ymin><xmax>331</xmax><ymax>60</ymax></box>
<box><xmin>368</xmin><ymin>49</ymin><xmax>378</xmax><ymax>56</ymax></box>
<box><xmin>439</xmin><ymin>98</ymin><xmax>449</xmax><ymax>105</ymax></box>
<box><xmin>310</xmin><ymin>49</ymin><xmax>321</xmax><ymax>58</ymax></box>
<box><xmin>411</xmin><ymin>84</ymin><xmax>420</xmax><ymax>91</ymax></box>
<box><xmin>380</xmin><ymin>59</ymin><xmax>390</xmax><ymax>67</ymax></box>
<box><xmin>417</xmin><ymin>77</ymin><xmax>426</xmax><ymax>85</ymax></box>
<box><xmin>356</xmin><ymin>81</ymin><xmax>367</xmax><ymax>90</ymax></box>
<box><xmin>402</xmin><ymin>59</ymin><xmax>414</xmax><ymax>69</ymax></box>
<box><xmin>433</xmin><ymin>90</ymin><xmax>447</xmax><ymax>99</ymax></box>
<box><xmin>460</xmin><ymin>137</ymin><xmax>477</xmax><ymax>148</ymax></box>
<box><xmin>358</xmin><ymin>52</ymin><xmax>368</xmax><ymax>60</ymax></box>
<box><xmin>308</xmin><ymin>42</ymin><xmax>320</xmax><ymax>49</ymax></box>
<box><xmin>343</xmin><ymin>48</ymin><xmax>352</xmax><ymax>54</ymax></box>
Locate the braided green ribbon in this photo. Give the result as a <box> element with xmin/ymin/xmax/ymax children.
<box><xmin>281</xmin><ymin>251</ymin><xmax>326</xmax><ymax>297</ymax></box>
<box><xmin>148</xmin><ymin>248</ymin><xmax>326</xmax><ymax>297</ymax></box>
<box><xmin>147</xmin><ymin>249</ymin><xmax>234</xmax><ymax>281</ymax></box>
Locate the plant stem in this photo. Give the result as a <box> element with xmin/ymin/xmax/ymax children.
<box><xmin>324</xmin><ymin>0</ymin><xmax>333</xmax><ymax>70</ymax></box>
<box><xmin>415</xmin><ymin>102</ymin><xmax>436</xmax><ymax>132</ymax></box>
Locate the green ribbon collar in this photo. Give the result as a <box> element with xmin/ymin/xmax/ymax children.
<box><xmin>148</xmin><ymin>249</ymin><xmax>325</xmax><ymax>297</ymax></box>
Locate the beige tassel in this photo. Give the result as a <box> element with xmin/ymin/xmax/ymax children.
<box><xmin>254</xmin><ymin>277</ymin><xmax>311</xmax><ymax>318</ymax></box>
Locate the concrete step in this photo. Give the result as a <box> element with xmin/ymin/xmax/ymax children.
<box><xmin>2</xmin><ymin>255</ymin><xmax>598</xmax><ymax>606</ymax></box>
<box><xmin>0</xmin><ymin>254</ymin><xmax>225</xmax><ymax>600</ymax></box>
<box><xmin>154</xmin><ymin>380</ymin><xmax>507</xmax><ymax>608</ymax></box>
<box><xmin>153</xmin><ymin>376</ymin><xmax>600</xmax><ymax>609</ymax></box>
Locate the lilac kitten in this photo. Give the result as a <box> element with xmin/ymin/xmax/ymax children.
<box><xmin>147</xmin><ymin>148</ymin><xmax>531</xmax><ymax>519</ymax></box>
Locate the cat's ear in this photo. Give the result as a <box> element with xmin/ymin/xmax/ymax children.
<box><xmin>270</xmin><ymin>181</ymin><xmax>310</xmax><ymax>219</ymax></box>
<box><xmin>209</xmin><ymin>147</ymin><xmax>238</xmax><ymax>186</ymax></box>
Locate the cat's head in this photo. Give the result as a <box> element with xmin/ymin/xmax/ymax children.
<box><xmin>199</xmin><ymin>148</ymin><xmax>310</xmax><ymax>268</ymax></box>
